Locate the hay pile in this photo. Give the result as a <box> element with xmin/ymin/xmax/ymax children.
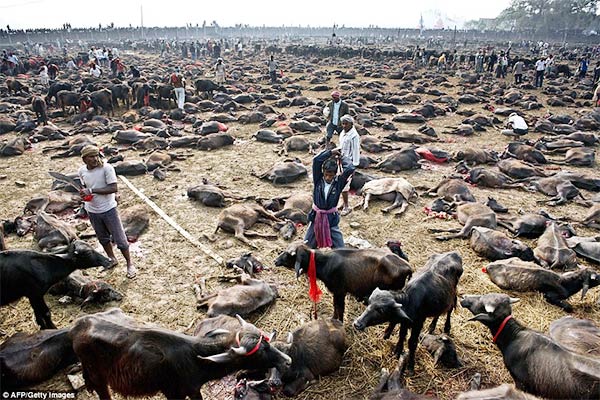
<box><xmin>1</xmin><ymin>50</ymin><xmax>598</xmax><ymax>400</ymax></box>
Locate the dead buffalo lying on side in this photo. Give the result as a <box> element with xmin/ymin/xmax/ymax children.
<box><xmin>484</xmin><ymin>258</ymin><xmax>599</xmax><ymax>312</ymax></box>
<box><xmin>34</xmin><ymin>211</ymin><xmax>78</xmax><ymax>251</ymax></box>
<box><xmin>470</xmin><ymin>227</ymin><xmax>534</xmax><ymax>261</ymax></box>
<box><xmin>188</xmin><ymin>180</ymin><xmax>252</xmax><ymax>208</ymax></box>
<box><xmin>360</xmin><ymin>177</ymin><xmax>416</xmax><ymax>216</ymax></box>
<box><xmin>419</xmin><ymin>333</ymin><xmax>462</xmax><ymax>368</ymax></box>
<box><xmin>533</xmin><ymin>221</ymin><xmax>577</xmax><ymax>269</ymax></box>
<box><xmin>49</xmin><ymin>270</ymin><xmax>123</xmax><ymax>306</ymax></box>
<box><xmin>120</xmin><ymin>205</ymin><xmax>150</xmax><ymax>242</ymax></box>
<box><xmin>197</xmin><ymin>133</ymin><xmax>235</xmax><ymax>151</ymax></box>
<box><xmin>287</xmin><ymin>244</ymin><xmax>413</xmax><ymax>322</ymax></box>
<box><xmin>252</xmin><ymin>159</ymin><xmax>308</xmax><ymax>184</ymax></box>
<box><xmin>549</xmin><ymin>316</ymin><xmax>600</xmax><ymax>357</ymax></box>
<box><xmin>69</xmin><ymin>309</ymin><xmax>291</xmax><ymax>400</ymax></box>
<box><xmin>212</xmin><ymin>203</ymin><xmax>281</xmax><ymax>248</ymax></box>
<box><xmin>429</xmin><ymin>202</ymin><xmax>497</xmax><ymax>241</ymax></box>
<box><xmin>0</xmin><ymin>137</ymin><xmax>30</xmax><ymax>157</ymax></box>
<box><xmin>196</xmin><ymin>273</ymin><xmax>278</xmax><ymax>317</ymax></box>
<box><xmin>461</xmin><ymin>293</ymin><xmax>600</xmax><ymax>399</ymax></box>
<box><xmin>0</xmin><ymin>328</ymin><xmax>78</xmax><ymax>389</ymax></box>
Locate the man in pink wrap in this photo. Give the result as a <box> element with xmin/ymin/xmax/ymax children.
<box><xmin>304</xmin><ymin>148</ymin><xmax>356</xmax><ymax>248</ymax></box>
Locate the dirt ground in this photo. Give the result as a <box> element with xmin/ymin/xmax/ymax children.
<box><xmin>1</xmin><ymin>51</ymin><xmax>599</xmax><ymax>400</ymax></box>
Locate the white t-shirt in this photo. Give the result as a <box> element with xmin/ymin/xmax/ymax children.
<box><xmin>508</xmin><ymin>114</ymin><xmax>528</xmax><ymax>130</ymax></box>
<box><xmin>90</xmin><ymin>66</ymin><xmax>101</xmax><ymax>78</ymax></box>
<box><xmin>323</xmin><ymin>181</ymin><xmax>332</xmax><ymax>200</ymax></box>
<box><xmin>78</xmin><ymin>162</ymin><xmax>118</xmax><ymax>214</ymax></box>
<box><xmin>332</xmin><ymin>101</ymin><xmax>342</xmax><ymax>125</ymax></box>
<box><xmin>535</xmin><ymin>60</ymin><xmax>546</xmax><ymax>71</ymax></box>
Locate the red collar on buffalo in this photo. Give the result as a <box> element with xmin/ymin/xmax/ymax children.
<box><xmin>308</xmin><ymin>250</ymin><xmax>322</xmax><ymax>303</ymax></box>
<box><xmin>493</xmin><ymin>315</ymin><xmax>512</xmax><ymax>343</ymax></box>
<box><xmin>235</xmin><ymin>330</ymin><xmax>270</xmax><ymax>356</ymax></box>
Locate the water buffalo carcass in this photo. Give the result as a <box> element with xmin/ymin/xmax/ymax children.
<box><xmin>253</xmin><ymin>159</ymin><xmax>307</xmax><ymax>184</ymax></box>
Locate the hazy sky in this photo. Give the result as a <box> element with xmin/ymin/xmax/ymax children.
<box><xmin>0</xmin><ymin>0</ymin><xmax>511</xmax><ymax>30</ymax></box>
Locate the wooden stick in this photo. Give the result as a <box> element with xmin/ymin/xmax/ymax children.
<box><xmin>118</xmin><ymin>175</ymin><xmax>224</xmax><ymax>265</ymax></box>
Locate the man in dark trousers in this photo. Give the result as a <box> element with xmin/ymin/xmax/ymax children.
<box><xmin>304</xmin><ymin>148</ymin><xmax>355</xmax><ymax>249</ymax></box>
<box><xmin>324</xmin><ymin>91</ymin><xmax>349</xmax><ymax>143</ymax></box>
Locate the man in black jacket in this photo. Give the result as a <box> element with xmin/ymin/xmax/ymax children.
<box><xmin>304</xmin><ymin>148</ymin><xmax>355</xmax><ymax>249</ymax></box>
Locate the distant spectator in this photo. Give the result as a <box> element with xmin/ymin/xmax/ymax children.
<box><xmin>535</xmin><ymin>58</ymin><xmax>546</xmax><ymax>88</ymax></box>
<box><xmin>513</xmin><ymin>59</ymin><xmax>524</xmax><ymax>84</ymax></box>
<box><xmin>89</xmin><ymin>62</ymin><xmax>102</xmax><ymax>78</ymax></box>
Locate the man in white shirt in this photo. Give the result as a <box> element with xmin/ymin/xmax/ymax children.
<box><xmin>502</xmin><ymin>112</ymin><xmax>529</xmax><ymax>137</ymax></box>
<box><xmin>78</xmin><ymin>145</ymin><xmax>136</xmax><ymax>279</ymax></box>
<box><xmin>89</xmin><ymin>63</ymin><xmax>102</xmax><ymax>78</ymax></box>
<box><xmin>338</xmin><ymin>115</ymin><xmax>361</xmax><ymax>216</ymax></box>
<box><xmin>324</xmin><ymin>91</ymin><xmax>349</xmax><ymax>143</ymax></box>
<box><xmin>535</xmin><ymin>58</ymin><xmax>546</xmax><ymax>88</ymax></box>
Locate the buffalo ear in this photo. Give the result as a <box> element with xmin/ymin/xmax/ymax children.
<box><xmin>198</xmin><ymin>352</ymin><xmax>232</xmax><ymax>363</ymax></box>
<box><xmin>468</xmin><ymin>313</ymin><xmax>493</xmax><ymax>323</ymax></box>
<box><xmin>393</xmin><ymin>304</ymin><xmax>412</xmax><ymax>323</ymax></box>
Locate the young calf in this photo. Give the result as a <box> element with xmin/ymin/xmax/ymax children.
<box><xmin>288</xmin><ymin>244</ymin><xmax>413</xmax><ymax>322</ymax></box>
<box><xmin>271</xmin><ymin>319</ymin><xmax>347</xmax><ymax>396</ymax></box>
<box><xmin>461</xmin><ymin>293</ymin><xmax>600</xmax><ymax>399</ymax></box>
<box><xmin>70</xmin><ymin>309</ymin><xmax>291</xmax><ymax>400</ymax></box>
<box><xmin>353</xmin><ymin>252</ymin><xmax>463</xmax><ymax>374</ymax></box>
<box><xmin>0</xmin><ymin>240</ymin><xmax>112</xmax><ymax>329</ymax></box>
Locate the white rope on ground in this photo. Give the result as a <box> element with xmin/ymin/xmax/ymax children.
<box><xmin>118</xmin><ymin>175</ymin><xmax>224</xmax><ymax>266</ymax></box>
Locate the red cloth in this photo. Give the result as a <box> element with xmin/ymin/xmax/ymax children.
<box><xmin>307</xmin><ymin>251</ymin><xmax>322</xmax><ymax>303</ymax></box>
<box><xmin>312</xmin><ymin>204</ymin><xmax>337</xmax><ymax>248</ymax></box>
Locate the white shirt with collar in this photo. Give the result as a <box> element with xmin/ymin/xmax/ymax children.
<box><xmin>339</xmin><ymin>126</ymin><xmax>361</xmax><ymax>166</ymax></box>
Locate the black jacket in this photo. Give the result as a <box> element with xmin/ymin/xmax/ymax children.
<box><xmin>307</xmin><ymin>149</ymin><xmax>355</xmax><ymax>227</ymax></box>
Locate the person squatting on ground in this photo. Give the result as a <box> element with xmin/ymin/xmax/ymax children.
<box><xmin>170</xmin><ymin>67</ymin><xmax>185</xmax><ymax>110</ymax></box>
<box><xmin>502</xmin><ymin>112</ymin><xmax>528</xmax><ymax>138</ymax></box>
<box><xmin>304</xmin><ymin>148</ymin><xmax>356</xmax><ymax>249</ymax></box>
<box><xmin>338</xmin><ymin>115</ymin><xmax>361</xmax><ymax>216</ymax></box>
<box><xmin>78</xmin><ymin>145</ymin><xmax>137</xmax><ymax>279</ymax></box>
<box><xmin>324</xmin><ymin>91</ymin><xmax>349</xmax><ymax>143</ymax></box>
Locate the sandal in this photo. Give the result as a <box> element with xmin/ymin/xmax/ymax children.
<box><xmin>126</xmin><ymin>266</ymin><xmax>138</xmax><ymax>280</ymax></box>
<box><xmin>340</xmin><ymin>208</ymin><xmax>352</xmax><ymax>216</ymax></box>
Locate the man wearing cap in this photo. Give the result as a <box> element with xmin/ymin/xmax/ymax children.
<box><xmin>78</xmin><ymin>145</ymin><xmax>137</xmax><ymax>279</ymax></box>
<box><xmin>324</xmin><ymin>91</ymin><xmax>349</xmax><ymax>143</ymax></box>
<box><xmin>502</xmin><ymin>112</ymin><xmax>528</xmax><ymax>138</ymax></box>
<box><xmin>304</xmin><ymin>147</ymin><xmax>355</xmax><ymax>249</ymax></box>
<box><xmin>338</xmin><ymin>115</ymin><xmax>360</xmax><ymax>216</ymax></box>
